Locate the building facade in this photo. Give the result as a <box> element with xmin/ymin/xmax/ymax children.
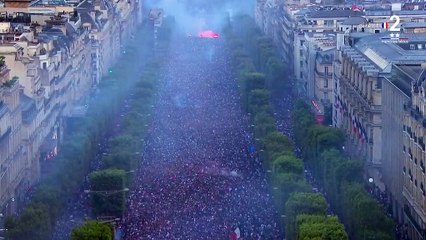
<box><xmin>402</xmin><ymin>66</ymin><xmax>426</xmax><ymax>240</ymax></box>
<box><xmin>0</xmin><ymin>0</ymin><xmax>141</xmax><ymax>216</ymax></box>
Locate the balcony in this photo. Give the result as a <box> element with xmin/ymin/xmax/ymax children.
<box><xmin>0</xmin><ymin>126</ymin><xmax>11</xmax><ymax>142</ymax></box>
<box><xmin>340</xmin><ymin>75</ymin><xmax>371</xmax><ymax>109</ymax></box>
<box><xmin>404</xmin><ymin>101</ymin><xmax>413</xmax><ymax>111</ymax></box>
<box><xmin>0</xmin><ymin>64</ymin><xmax>10</xmax><ymax>82</ymax></box>
<box><xmin>315</xmin><ymin>68</ymin><xmax>333</xmax><ymax>77</ymax></box>
<box><xmin>404</xmin><ymin>204</ymin><xmax>426</xmax><ymax>239</ymax></box>
<box><xmin>0</xmin><ymin>102</ymin><xmax>7</xmax><ymax>118</ymax></box>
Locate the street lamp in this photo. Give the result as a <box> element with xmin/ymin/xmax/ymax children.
<box><xmin>84</xmin><ymin>188</ymin><xmax>129</xmax><ymax>196</ymax></box>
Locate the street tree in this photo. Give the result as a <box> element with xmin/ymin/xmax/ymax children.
<box><xmin>71</xmin><ymin>220</ymin><xmax>113</xmax><ymax>240</ymax></box>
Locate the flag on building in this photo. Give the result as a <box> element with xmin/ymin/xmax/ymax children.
<box><xmin>352</xmin><ymin>114</ymin><xmax>357</xmax><ymax>133</ymax></box>
<box><xmin>357</xmin><ymin>121</ymin><xmax>362</xmax><ymax>140</ymax></box>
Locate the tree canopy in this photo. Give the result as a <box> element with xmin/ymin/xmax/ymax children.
<box><xmin>71</xmin><ymin>221</ymin><xmax>113</xmax><ymax>240</ymax></box>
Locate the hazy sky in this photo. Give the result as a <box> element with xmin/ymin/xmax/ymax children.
<box><xmin>145</xmin><ymin>0</ymin><xmax>254</xmax><ymax>34</ymax></box>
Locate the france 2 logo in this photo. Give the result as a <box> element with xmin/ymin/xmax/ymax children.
<box><xmin>382</xmin><ymin>15</ymin><xmax>401</xmax><ymax>32</ymax></box>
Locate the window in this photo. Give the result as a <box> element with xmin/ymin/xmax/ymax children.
<box><xmin>324</xmin><ymin>20</ymin><xmax>334</xmax><ymax>26</ymax></box>
<box><xmin>361</xmin><ymin>27</ymin><xmax>365</xmax><ymax>32</ymax></box>
<box><xmin>403</xmin><ymin>146</ymin><xmax>406</xmax><ymax>153</ymax></box>
<box><xmin>300</xmin><ymin>71</ymin><xmax>303</xmax><ymax>79</ymax></box>
<box><xmin>410</xmin><ymin>44</ymin><xmax>415</xmax><ymax>50</ymax></box>
<box><xmin>376</xmin><ymin>78</ymin><xmax>382</xmax><ymax>89</ymax></box>
<box><xmin>324</xmin><ymin>79</ymin><xmax>329</xmax><ymax>88</ymax></box>
<box><xmin>325</xmin><ymin>67</ymin><xmax>329</xmax><ymax>75</ymax></box>
<box><xmin>375</xmin><ymin>29</ymin><xmax>380</xmax><ymax>33</ymax></box>
<box><xmin>415</xmin><ymin>180</ymin><xmax>418</xmax><ymax>187</ymax></box>
<box><xmin>403</xmin><ymin>166</ymin><xmax>406</xmax><ymax>174</ymax></box>
<box><xmin>415</xmin><ymin>158</ymin><xmax>418</xmax><ymax>165</ymax></box>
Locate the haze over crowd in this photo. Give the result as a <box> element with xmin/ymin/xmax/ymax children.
<box><xmin>145</xmin><ymin>0</ymin><xmax>254</xmax><ymax>34</ymax></box>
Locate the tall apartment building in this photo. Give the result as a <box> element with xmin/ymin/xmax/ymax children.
<box><xmin>256</xmin><ymin>0</ymin><xmax>426</xmax><ymax>95</ymax></box>
<box><xmin>401</xmin><ymin>65</ymin><xmax>426</xmax><ymax>240</ymax></box>
<box><xmin>254</xmin><ymin>0</ymin><xmax>426</xmax><ymax>235</ymax></box>
<box><xmin>0</xmin><ymin>64</ymin><xmax>26</xmax><ymax>215</ymax></box>
<box><xmin>381</xmin><ymin>63</ymin><xmax>426</xmax><ymax>239</ymax></box>
<box><xmin>333</xmin><ymin>34</ymin><xmax>426</xmax><ymax>238</ymax></box>
<box><xmin>0</xmin><ymin>0</ymin><xmax>140</xmax><ymax>216</ymax></box>
<box><xmin>337</xmin><ymin>33</ymin><xmax>426</xmax><ymax>185</ymax></box>
<box><xmin>255</xmin><ymin>0</ymin><xmax>267</xmax><ymax>34</ymax></box>
<box><xmin>302</xmin><ymin>32</ymin><xmax>335</xmax><ymax>111</ymax></box>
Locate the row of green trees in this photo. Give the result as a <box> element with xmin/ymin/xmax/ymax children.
<box><xmin>223</xmin><ymin>13</ymin><xmax>348</xmax><ymax>240</ymax></box>
<box><xmin>87</xmin><ymin>49</ymin><xmax>163</xmax><ymax>220</ymax></box>
<box><xmin>69</xmin><ymin>20</ymin><xmax>174</xmax><ymax>240</ymax></box>
<box><xmin>292</xmin><ymin>100</ymin><xmax>395</xmax><ymax>239</ymax></box>
<box><xmin>3</xmin><ymin>23</ymin><xmax>167</xmax><ymax>240</ymax></box>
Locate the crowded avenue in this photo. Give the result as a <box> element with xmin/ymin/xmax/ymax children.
<box><xmin>120</xmin><ymin>36</ymin><xmax>282</xmax><ymax>239</ymax></box>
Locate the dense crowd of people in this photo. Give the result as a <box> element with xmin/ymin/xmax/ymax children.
<box><xmin>120</xmin><ymin>37</ymin><xmax>282</xmax><ymax>239</ymax></box>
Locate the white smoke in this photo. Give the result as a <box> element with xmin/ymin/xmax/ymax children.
<box><xmin>145</xmin><ymin>0</ymin><xmax>255</xmax><ymax>34</ymax></box>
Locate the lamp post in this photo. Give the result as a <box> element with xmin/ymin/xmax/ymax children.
<box><xmin>0</xmin><ymin>214</ymin><xmax>4</xmax><ymax>240</ymax></box>
<box><xmin>0</xmin><ymin>218</ymin><xmax>6</xmax><ymax>240</ymax></box>
<box><xmin>98</xmin><ymin>217</ymin><xmax>121</xmax><ymax>240</ymax></box>
<box><xmin>84</xmin><ymin>188</ymin><xmax>129</xmax><ymax>196</ymax></box>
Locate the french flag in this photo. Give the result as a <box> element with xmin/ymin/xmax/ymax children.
<box><xmin>230</xmin><ymin>227</ymin><xmax>241</xmax><ymax>240</ymax></box>
<box><xmin>382</xmin><ymin>22</ymin><xmax>389</xmax><ymax>29</ymax></box>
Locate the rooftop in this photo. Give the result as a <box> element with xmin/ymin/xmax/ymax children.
<box><xmin>342</xmin><ymin>16</ymin><xmax>367</xmax><ymax>25</ymax></box>
<box><xmin>389</xmin><ymin>64</ymin><xmax>426</xmax><ymax>96</ymax></box>
<box><xmin>317</xmin><ymin>49</ymin><xmax>334</xmax><ymax>64</ymax></box>
<box><xmin>307</xmin><ymin>9</ymin><xmax>364</xmax><ymax>19</ymax></box>
<box><xmin>305</xmin><ymin>32</ymin><xmax>336</xmax><ymax>50</ymax></box>
<box><xmin>401</xmin><ymin>22</ymin><xmax>426</xmax><ymax>29</ymax></box>
<box><xmin>349</xmin><ymin>32</ymin><xmax>426</xmax><ymax>73</ymax></box>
